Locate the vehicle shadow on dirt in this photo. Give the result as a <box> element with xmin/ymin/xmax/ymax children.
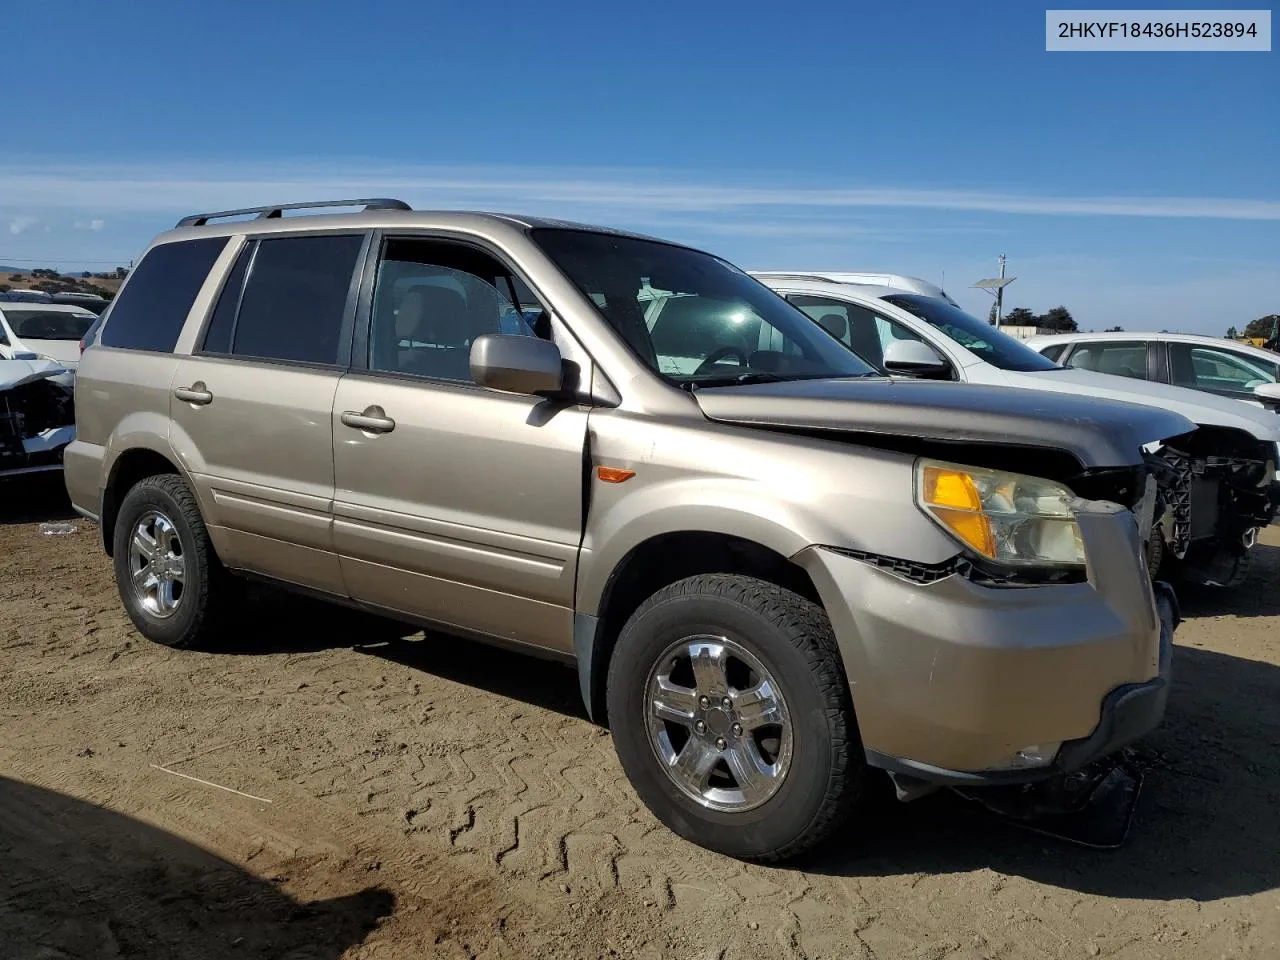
<box><xmin>0</xmin><ymin>776</ymin><xmax>393</xmax><ymax>960</ymax></box>
<box><xmin>0</xmin><ymin>476</ymin><xmax>77</xmax><ymax>525</ymax></box>
<box><xmin>810</xmin><ymin>644</ymin><xmax>1280</xmax><ymax>902</ymax></box>
<box><xmin>1174</xmin><ymin>540</ymin><xmax>1280</xmax><ymax>619</ymax></box>
<box><xmin>368</xmin><ymin>634</ymin><xmax>589</xmax><ymax>720</ymax></box>
<box><xmin>215</xmin><ymin>588</ymin><xmax>589</xmax><ymax>719</ymax></box>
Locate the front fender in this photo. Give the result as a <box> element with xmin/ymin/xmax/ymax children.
<box><xmin>576</xmin><ymin>476</ymin><xmax>814</xmax><ymax>616</ymax></box>
<box><xmin>576</xmin><ymin>461</ymin><xmax>957</xmax><ymax>616</ymax></box>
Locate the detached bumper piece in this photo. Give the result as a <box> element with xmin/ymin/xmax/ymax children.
<box><xmin>954</xmin><ymin>760</ymin><xmax>1144</xmax><ymax>849</ymax></box>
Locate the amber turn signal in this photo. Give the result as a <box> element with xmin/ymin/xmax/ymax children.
<box><xmin>597</xmin><ymin>466</ymin><xmax>636</xmax><ymax>483</ymax></box>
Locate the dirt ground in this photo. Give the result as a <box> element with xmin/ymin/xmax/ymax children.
<box><xmin>2</xmin><ymin>480</ymin><xmax>1279</xmax><ymax>960</ymax></box>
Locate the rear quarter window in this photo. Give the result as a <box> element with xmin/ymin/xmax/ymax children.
<box><xmin>100</xmin><ymin>237</ymin><xmax>228</xmax><ymax>353</ymax></box>
<box><xmin>1038</xmin><ymin>343</ymin><xmax>1067</xmax><ymax>362</ymax></box>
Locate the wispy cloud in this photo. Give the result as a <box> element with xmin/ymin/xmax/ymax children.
<box><xmin>0</xmin><ymin>161</ymin><xmax>1277</xmax><ymax>222</ymax></box>
<box><xmin>74</xmin><ymin>218</ymin><xmax>106</xmax><ymax>231</ymax></box>
<box><xmin>8</xmin><ymin>215</ymin><xmax>37</xmax><ymax>235</ymax></box>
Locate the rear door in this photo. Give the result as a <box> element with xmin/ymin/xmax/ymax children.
<box><xmin>332</xmin><ymin>234</ymin><xmax>588</xmax><ymax>653</ymax></box>
<box><xmin>169</xmin><ymin>231</ymin><xmax>369</xmax><ymax>594</ymax></box>
<box><xmin>1166</xmin><ymin>341</ymin><xmax>1280</xmax><ymax>403</ymax></box>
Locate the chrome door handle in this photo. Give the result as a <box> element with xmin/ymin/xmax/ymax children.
<box><xmin>174</xmin><ymin>383</ymin><xmax>213</xmax><ymax>405</ymax></box>
<box><xmin>341</xmin><ymin>406</ymin><xmax>396</xmax><ymax>433</ymax></box>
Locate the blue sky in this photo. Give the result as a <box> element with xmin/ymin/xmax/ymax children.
<box><xmin>1</xmin><ymin>0</ymin><xmax>1276</xmax><ymax>332</ymax></box>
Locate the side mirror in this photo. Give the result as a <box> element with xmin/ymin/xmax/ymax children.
<box><xmin>1252</xmin><ymin>382</ymin><xmax>1280</xmax><ymax>409</ymax></box>
<box><xmin>882</xmin><ymin>339</ymin><xmax>950</xmax><ymax>378</ymax></box>
<box><xmin>470</xmin><ymin>334</ymin><xmax>565</xmax><ymax>396</ymax></box>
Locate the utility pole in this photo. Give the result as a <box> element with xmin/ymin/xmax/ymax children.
<box><xmin>973</xmin><ymin>255</ymin><xmax>1015</xmax><ymax>327</ymax></box>
<box><xmin>995</xmin><ymin>255</ymin><xmax>1006</xmax><ymax>326</ymax></box>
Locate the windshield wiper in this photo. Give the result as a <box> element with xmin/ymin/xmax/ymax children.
<box><xmin>684</xmin><ymin>371</ymin><xmax>794</xmax><ymax>389</ymax></box>
<box><xmin>685</xmin><ymin>371</ymin><xmax>879</xmax><ymax>389</ymax></box>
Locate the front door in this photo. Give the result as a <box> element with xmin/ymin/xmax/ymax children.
<box><xmin>170</xmin><ymin>231</ymin><xmax>368</xmax><ymax>594</ymax></box>
<box><xmin>332</xmin><ymin>235</ymin><xmax>588</xmax><ymax>654</ymax></box>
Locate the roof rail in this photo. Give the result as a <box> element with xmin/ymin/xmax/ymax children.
<box><xmin>176</xmin><ymin>198</ymin><xmax>412</xmax><ymax>228</ymax></box>
<box><xmin>750</xmin><ymin>271</ymin><xmax>845</xmax><ymax>283</ymax></box>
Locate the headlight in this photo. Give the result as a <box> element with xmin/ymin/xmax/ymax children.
<box><xmin>915</xmin><ymin>459</ymin><xmax>1086</xmax><ymax>567</ymax></box>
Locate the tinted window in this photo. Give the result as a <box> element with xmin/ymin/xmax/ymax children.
<box><xmin>1169</xmin><ymin>343</ymin><xmax>1278</xmax><ymax>397</ymax></box>
<box><xmin>532</xmin><ymin>229</ymin><xmax>874</xmax><ymax>384</ymax></box>
<box><xmin>368</xmin><ymin>238</ymin><xmax>538</xmax><ymax>382</ymax></box>
<box><xmin>231</xmin><ymin>234</ymin><xmax>364</xmax><ymax>366</ymax></box>
<box><xmin>1065</xmin><ymin>342</ymin><xmax>1149</xmax><ymax>379</ymax></box>
<box><xmin>3</xmin><ymin>309</ymin><xmax>97</xmax><ymax>341</ymax></box>
<box><xmin>1038</xmin><ymin>343</ymin><xmax>1067</xmax><ymax>362</ymax></box>
<box><xmin>100</xmin><ymin>237</ymin><xmax>227</xmax><ymax>352</ymax></box>
<box><xmin>200</xmin><ymin>242</ymin><xmax>253</xmax><ymax>354</ymax></box>
<box><xmin>881</xmin><ymin>294</ymin><xmax>1059</xmax><ymax>373</ymax></box>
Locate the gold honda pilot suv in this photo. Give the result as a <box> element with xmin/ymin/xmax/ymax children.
<box><xmin>66</xmin><ymin>199</ymin><xmax>1188</xmax><ymax>861</ymax></box>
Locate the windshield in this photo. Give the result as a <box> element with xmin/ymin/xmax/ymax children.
<box><xmin>531</xmin><ymin>229</ymin><xmax>877</xmax><ymax>385</ymax></box>
<box><xmin>2</xmin><ymin>309</ymin><xmax>97</xmax><ymax>341</ymax></box>
<box><xmin>881</xmin><ymin>294</ymin><xmax>1061</xmax><ymax>373</ymax></box>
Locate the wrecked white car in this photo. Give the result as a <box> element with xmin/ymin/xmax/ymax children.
<box><xmin>0</xmin><ymin>358</ymin><xmax>76</xmax><ymax>479</ymax></box>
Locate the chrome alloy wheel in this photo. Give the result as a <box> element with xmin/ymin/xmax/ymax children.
<box><xmin>645</xmin><ymin>634</ymin><xmax>793</xmax><ymax>812</ymax></box>
<box><xmin>127</xmin><ymin>510</ymin><xmax>186</xmax><ymax>619</ymax></box>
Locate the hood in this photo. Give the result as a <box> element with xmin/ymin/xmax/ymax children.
<box><xmin>0</xmin><ymin>355</ymin><xmax>71</xmax><ymax>391</ymax></box>
<box><xmin>1018</xmin><ymin>368</ymin><xmax>1280</xmax><ymax>441</ymax></box>
<box><xmin>693</xmin><ymin>377</ymin><xmax>1196</xmax><ymax>469</ymax></box>
<box><xmin>11</xmin><ymin>338</ymin><xmax>81</xmax><ymax>366</ymax></box>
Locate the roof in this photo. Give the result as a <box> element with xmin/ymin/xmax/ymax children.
<box><xmin>154</xmin><ymin>203</ymin><xmax>670</xmax><ymax>248</ymax></box>
<box><xmin>1025</xmin><ymin>330</ymin><xmax>1280</xmax><ymax>364</ymax></box>
<box><xmin>751</xmin><ymin>271</ymin><xmax>960</xmax><ymax>305</ymax></box>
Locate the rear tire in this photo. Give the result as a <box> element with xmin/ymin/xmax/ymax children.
<box><xmin>606</xmin><ymin>574</ymin><xmax>863</xmax><ymax>862</ymax></box>
<box><xmin>112</xmin><ymin>473</ymin><xmax>232</xmax><ymax>649</ymax></box>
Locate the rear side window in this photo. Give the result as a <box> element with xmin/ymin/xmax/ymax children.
<box><xmin>200</xmin><ymin>242</ymin><xmax>253</xmax><ymax>355</ymax></box>
<box><xmin>228</xmin><ymin>234</ymin><xmax>364</xmax><ymax>366</ymax></box>
<box><xmin>1038</xmin><ymin>343</ymin><xmax>1067</xmax><ymax>362</ymax></box>
<box><xmin>1065</xmin><ymin>341</ymin><xmax>1149</xmax><ymax>379</ymax></box>
<box><xmin>100</xmin><ymin>237</ymin><xmax>227</xmax><ymax>352</ymax></box>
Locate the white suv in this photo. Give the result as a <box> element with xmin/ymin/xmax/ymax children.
<box><xmin>753</xmin><ymin>271</ymin><xmax>1280</xmax><ymax>586</ymax></box>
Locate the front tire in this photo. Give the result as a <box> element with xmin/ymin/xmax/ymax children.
<box><xmin>112</xmin><ymin>473</ymin><xmax>231</xmax><ymax>649</ymax></box>
<box><xmin>606</xmin><ymin>574</ymin><xmax>864</xmax><ymax>862</ymax></box>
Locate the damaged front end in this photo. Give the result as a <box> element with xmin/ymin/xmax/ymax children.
<box><xmin>949</xmin><ymin>582</ymin><xmax>1181</xmax><ymax>848</ymax></box>
<box><xmin>0</xmin><ymin>360</ymin><xmax>76</xmax><ymax>479</ymax></box>
<box><xmin>1143</xmin><ymin>428</ymin><xmax>1278</xmax><ymax>586</ymax></box>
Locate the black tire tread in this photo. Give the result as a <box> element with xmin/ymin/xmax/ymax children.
<box><xmin>114</xmin><ymin>473</ymin><xmax>230</xmax><ymax>650</ymax></box>
<box><xmin>611</xmin><ymin>573</ymin><xmax>863</xmax><ymax>863</ymax></box>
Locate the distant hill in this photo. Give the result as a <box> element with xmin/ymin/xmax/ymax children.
<box><xmin>0</xmin><ymin>267</ymin><xmax>123</xmax><ymax>300</ymax></box>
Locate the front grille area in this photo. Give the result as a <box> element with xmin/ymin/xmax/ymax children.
<box><xmin>0</xmin><ymin>378</ymin><xmax>75</xmax><ymax>471</ymax></box>
<box><xmin>1145</xmin><ymin>447</ymin><xmax>1194</xmax><ymax>558</ymax></box>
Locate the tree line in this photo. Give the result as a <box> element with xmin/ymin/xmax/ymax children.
<box><xmin>1226</xmin><ymin>315</ymin><xmax>1280</xmax><ymax>341</ymax></box>
<box><xmin>992</xmin><ymin>305</ymin><xmax>1080</xmax><ymax>333</ymax></box>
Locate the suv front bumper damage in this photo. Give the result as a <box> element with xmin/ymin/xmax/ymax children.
<box><xmin>1146</xmin><ymin>440</ymin><xmax>1278</xmax><ymax>586</ymax></box>
<box><xmin>0</xmin><ymin>371</ymin><xmax>76</xmax><ymax>479</ymax></box>
<box><xmin>794</xmin><ymin>499</ymin><xmax>1174</xmax><ymax>788</ymax></box>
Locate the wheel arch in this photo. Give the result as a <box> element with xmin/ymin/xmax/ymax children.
<box><xmin>101</xmin><ymin>446</ymin><xmax>188</xmax><ymax>557</ymax></box>
<box><xmin>575</xmin><ymin>530</ymin><xmax>824</xmax><ymax>724</ymax></box>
